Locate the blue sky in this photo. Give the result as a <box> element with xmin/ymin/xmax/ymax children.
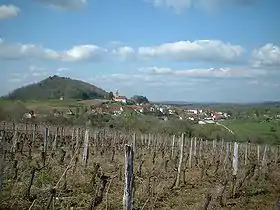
<box><xmin>0</xmin><ymin>0</ymin><xmax>279</xmax><ymax>102</ymax></box>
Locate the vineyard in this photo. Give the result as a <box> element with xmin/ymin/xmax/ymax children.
<box><xmin>0</xmin><ymin>122</ymin><xmax>280</xmax><ymax>210</ymax></box>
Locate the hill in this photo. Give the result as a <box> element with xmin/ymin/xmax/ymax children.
<box><xmin>4</xmin><ymin>75</ymin><xmax>109</xmax><ymax>100</ymax></box>
<box><xmin>131</xmin><ymin>95</ymin><xmax>149</xmax><ymax>104</ymax></box>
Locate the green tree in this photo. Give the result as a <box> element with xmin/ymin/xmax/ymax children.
<box><xmin>108</xmin><ymin>91</ymin><xmax>114</xmax><ymax>100</ymax></box>
<box><xmin>131</xmin><ymin>95</ymin><xmax>149</xmax><ymax>104</ymax></box>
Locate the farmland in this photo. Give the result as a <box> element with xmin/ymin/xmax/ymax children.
<box><xmin>0</xmin><ymin>98</ymin><xmax>280</xmax><ymax>209</ymax></box>
<box><xmin>0</xmin><ymin>122</ymin><xmax>279</xmax><ymax>209</ymax></box>
<box><xmin>223</xmin><ymin>119</ymin><xmax>280</xmax><ymax>145</ymax></box>
<box><xmin>1</xmin><ymin>98</ymin><xmax>280</xmax><ymax>144</ymax></box>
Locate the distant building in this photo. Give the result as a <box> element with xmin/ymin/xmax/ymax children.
<box><xmin>23</xmin><ymin>113</ymin><xmax>32</xmax><ymax>119</ymax></box>
<box><xmin>212</xmin><ymin>113</ymin><xmax>222</xmax><ymax>121</ymax></box>
<box><xmin>113</xmin><ymin>90</ymin><xmax>127</xmax><ymax>104</ymax></box>
<box><xmin>205</xmin><ymin>120</ymin><xmax>215</xmax><ymax>124</ymax></box>
<box><xmin>198</xmin><ymin>121</ymin><xmax>206</xmax><ymax>125</ymax></box>
<box><xmin>23</xmin><ymin>110</ymin><xmax>35</xmax><ymax>119</ymax></box>
<box><xmin>67</xmin><ymin>109</ymin><xmax>75</xmax><ymax>116</ymax></box>
<box><xmin>114</xmin><ymin>96</ymin><xmax>127</xmax><ymax>104</ymax></box>
<box><xmin>188</xmin><ymin>109</ymin><xmax>198</xmax><ymax>114</ymax></box>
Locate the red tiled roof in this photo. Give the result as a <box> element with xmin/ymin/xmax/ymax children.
<box><xmin>128</xmin><ymin>105</ymin><xmax>143</xmax><ymax>110</ymax></box>
<box><xmin>115</xmin><ymin>96</ymin><xmax>127</xmax><ymax>100</ymax></box>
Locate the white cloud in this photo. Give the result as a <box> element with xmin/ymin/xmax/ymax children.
<box><xmin>9</xmin><ymin>72</ymin><xmax>29</xmax><ymax>83</ymax></box>
<box><xmin>0</xmin><ymin>39</ymin><xmax>106</xmax><ymax>62</ymax></box>
<box><xmin>61</xmin><ymin>45</ymin><xmax>105</xmax><ymax>61</ymax></box>
<box><xmin>29</xmin><ymin>65</ymin><xmax>47</xmax><ymax>72</ymax></box>
<box><xmin>139</xmin><ymin>66</ymin><xmax>265</xmax><ymax>78</ymax></box>
<box><xmin>87</xmin><ymin>65</ymin><xmax>265</xmax><ymax>93</ymax></box>
<box><xmin>89</xmin><ymin>73</ymin><xmax>193</xmax><ymax>89</ymax></box>
<box><xmin>148</xmin><ymin>0</ymin><xmax>257</xmax><ymax>13</ymax></box>
<box><xmin>150</xmin><ymin>0</ymin><xmax>192</xmax><ymax>13</ymax></box>
<box><xmin>0</xmin><ymin>39</ymin><xmax>59</xmax><ymax>60</ymax></box>
<box><xmin>3</xmin><ymin>38</ymin><xmax>280</xmax><ymax>68</ymax></box>
<box><xmin>112</xmin><ymin>46</ymin><xmax>136</xmax><ymax>61</ymax></box>
<box><xmin>56</xmin><ymin>67</ymin><xmax>69</xmax><ymax>72</ymax></box>
<box><xmin>252</xmin><ymin>44</ymin><xmax>280</xmax><ymax>68</ymax></box>
<box><xmin>9</xmin><ymin>65</ymin><xmax>70</xmax><ymax>85</ymax></box>
<box><xmin>138</xmin><ymin>40</ymin><xmax>244</xmax><ymax>63</ymax></box>
<box><xmin>0</xmin><ymin>5</ymin><xmax>20</xmax><ymax>19</ymax></box>
<box><xmin>34</xmin><ymin>0</ymin><xmax>87</xmax><ymax>10</ymax></box>
<box><xmin>248</xmin><ymin>79</ymin><xmax>280</xmax><ymax>88</ymax></box>
<box><xmin>56</xmin><ymin>67</ymin><xmax>69</xmax><ymax>75</ymax></box>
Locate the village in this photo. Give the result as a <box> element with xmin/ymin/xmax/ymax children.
<box><xmin>22</xmin><ymin>90</ymin><xmax>231</xmax><ymax>124</ymax></box>
<box><xmin>79</xmin><ymin>91</ymin><xmax>231</xmax><ymax>125</ymax></box>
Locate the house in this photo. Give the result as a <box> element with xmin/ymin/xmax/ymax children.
<box><xmin>133</xmin><ymin>106</ymin><xmax>144</xmax><ymax>113</ymax></box>
<box><xmin>188</xmin><ymin>109</ymin><xmax>198</xmax><ymax>115</ymax></box>
<box><xmin>23</xmin><ymin>113</ymin><xmax>32</xmax><ymax>119</ymax></box>
<box><xmin>113</xmin><ymin>90</ymin><xmax>127</xmax><ymax>104</ymax></box>
<box><xmin>212</xmin><ymin>113</ymin><xmax>222</xmax><ymax>121</ymax></box>
<box><xmin>67</xmin><ymin>109</ymin><xmax>75</xmax><ymax>116</ymax></box>
<box><xmin>114</xmin><ymin>96</ymin><xmax>127</xmax><ymax>104</ymax></box>
<box><xmin>198</xmin><ymin>121</ymin><xmax>206</xmax><ymax>125</ymax></box>
<box><xmin>168</xmin><ymin>109</ymin><xmax>174</xmax><ymax>115</ymax></box>
<box><xmin>205</xmin><ymin>120</ymin><xmax>215</xmax><ymax>124</ymax></box>
<box><xmin>150</xmin><ymin>107</ymin><xmax>155</xmax><ymax>112</ymax></box>
<box><xmin>23</xmin><ymin>110</ymin><xmax>36</xmax><ymax>119</ymax></box>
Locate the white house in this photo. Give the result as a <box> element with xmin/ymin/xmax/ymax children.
<box><xmin>150</xmin><ymin>107</ymin><xmax>155</xmax><ymax>112</ymax></box>
<box><xmin>189</xmin><ymin>109</ymin><xmax>198</xmax><ymax>114</ymax></box>
<box><xmin>23</xmin><ymin>113</ymin><xmax>32</xmax><ymax>119</ymax></box>
<box><xmin>113</xmin><ymin>90</ymin><xmax>128</xmax><ymax>104</ymax></box>
<box><xmin>198</xmin><ymin>121</ymin><xmax>206</xmax><ymax>125</ymax></box>
<box><xmin>114</xmin><ymin>96</ymin><xmax>127</xmax><ymax>104</ymax></box>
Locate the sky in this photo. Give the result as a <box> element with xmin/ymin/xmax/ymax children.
<box><xmin>0</xmin><ymin>0</ymin><xmax>279</xmax><ymax>103</ymax></box>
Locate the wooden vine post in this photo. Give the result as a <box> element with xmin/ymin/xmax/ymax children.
<box><xmin>224</xmin><ymin>141</ymin><xmax>230</xmax><ymax>168</ymax></box>
<box><xmin>0</xmin><ymin>131</ymin><xmax>4</xmax><ymax>196</ymax></box>
<box><xmin>244</xmin><ymin>142</ymin><xmax>248</xmax><ymax>165</ymax></box>
<box><xmin>194</xmin><ymin>137</ymin><xmax>197</xmax><ymax>162</ymax></box>
<box><xmin>82</xmin><ymin>129</ymin><xmax>89</xmax><ymax>167</ymax></box>
<box><xmin>188</xmin><ymin>137</ymin><xmax>193</xmax><ymax>168</ymax></box>
<box><xmin>171</xmin><ymin>135</ymin><xmax>175</xmax><ymax>159</ymax></box>
<box><xmin>133</xmin><ymin>133</ymin><xmax>136</xmax><ymax>155</ymax></box>
<box><xmin>232</xmin><ymin>142</ymin><xmax>239</xmax><ymax>196</ymax></box>
<box><xmin>123</xmin><ymin>144</ymin><xmax>134</xmax><ymax>210</ymax></box>
<box><xmin>43</xmin><ymin>127</ymin><xmax>48</xmax><ymax>166</ymax></box>
<box><xmin>175</xmin><ymin>133</ymin><xmax>185</xmax><ymax>187</ymax></box>
<box><xmin>261</xmin><ymin>145</ymin><xmax>268</xmax><ymax>171</ymax></box>
<box><xmin>257</xmin><ymin>145</ymin><xmax>260</xmax><ymax>164</ymax></box>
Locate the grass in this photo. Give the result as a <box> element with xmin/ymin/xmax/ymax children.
<box><xmin>223</xmin><ymin>119</ymin><xmax>280</xmax><ymax>144</ymax></box>
<box><xmin>0</xmin><ymin>99</ymin><xmax>87</xmax><ymax>116</ymax></box>
<box><xmin>1</xmin><ymin>98</ymin><xmax>279</xmax><ymax>145</ymax></box>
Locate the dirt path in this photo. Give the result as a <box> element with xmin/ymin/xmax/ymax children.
<box><xmin>216</xmin><ymin>122</ymin><xmax>235</xmax><ymax>134</ymax></box>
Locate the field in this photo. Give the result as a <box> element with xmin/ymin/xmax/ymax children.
<box><xmin>1</xmin><ymin>99</ymin><xmax>280</xmax><ymax>145</ymax></box>
<box><xmin>0</xmin><ymin>122</ymin><xmax>280</xmax><ymax>209</ymax></box>
<box><xmin>223</xmin><ymin>119</ymin><xmax>280</xmax><ymax>144</ymax></box>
